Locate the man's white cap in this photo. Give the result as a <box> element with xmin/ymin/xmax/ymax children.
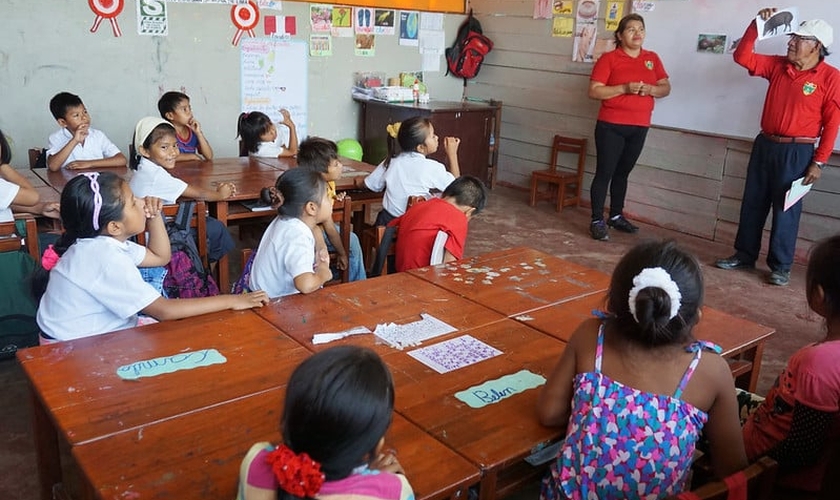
<box><xmin>134</xmin><ymin>116</ymin><xmax>170</xmax><ymax>149</ymax></box>
<box><xmin>792</xmin><ymin>19</ymin><xmax>833</xmax><ymax>49</ymax></box>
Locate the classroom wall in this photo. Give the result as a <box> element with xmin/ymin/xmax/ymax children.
<box><xmin>467</xmin><ymin>0</ymin><xmax>840</xmax><ymax>263</ymax></box>
<box><xmin>0</xmin><ymin>0</ymin><xmax>465</xmax><ymax>165</ymax></box>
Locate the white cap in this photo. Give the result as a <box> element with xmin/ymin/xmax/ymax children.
<box><xmin>792</xmin><ymin>19</ymin><xmax>833</xmax><ymax>49</ymax></box>
<box><xmin>133</xmin><ymin>116</ymin><xmax>170</xmax><ymax>149</ymax></box>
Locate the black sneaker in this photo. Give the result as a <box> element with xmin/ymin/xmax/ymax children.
<box><xmin>590</xmin><ymin>219</ymin><xmax>609</xmax><ymax>241</ymax></box>
<box><xmin>768</xmin><ymin>270</ymin><xmax>790</xmax><ymax>286</ymax></box>
<box><xmin>715</xmin><ymin>255</ymin><xmax>755</xmax><ymax>270</ymax></box>
<box><xmin>607</xmin><ymin>215</ymin><xmax>639</xmax><ymax>233</ymax></box>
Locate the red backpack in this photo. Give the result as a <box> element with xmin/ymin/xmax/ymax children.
<box><xmin>445</xmin><ymin>9</ymin><xmax>493</xmax><ymax>85</ymax></box>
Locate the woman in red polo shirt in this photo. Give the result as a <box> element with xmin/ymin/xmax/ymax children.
<box><xmin>587</xmin><ymin>13</ymin><xmax>670</xmax><ymax>241</ymax></box>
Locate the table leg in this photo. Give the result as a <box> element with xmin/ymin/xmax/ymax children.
<box><xmin>743</xmin><ymin>343</ymin><xmax>765</xmax><ymax>393</ymax></box>
<box><xmin>30</xmin><ymin>389</ymin><xmax>61</xmax><ymax>500</ymax></box>
<box><xmin>211</xmin><ymin>201</ymin><xmax>231</xmax><ymax>293</ymax></box>
<box><xmin>477</xmin><ymin>472</ymin><xmax>498</xmax><ymax>500</ymax></box>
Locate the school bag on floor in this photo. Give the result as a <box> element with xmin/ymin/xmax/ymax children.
<box><xmin>445</xmin><ymin>9</ymin><xmax>494</xmax><ymax>86</ymax></box>
<box><xmin>162</xmin><ymin>201</ymin><xmax>219</xmax><ymax>299</ymax></box>
<box><xmin>0</xmin><ymin>223</ymin><xmax>39</xmax><ymax>359</ymax></box>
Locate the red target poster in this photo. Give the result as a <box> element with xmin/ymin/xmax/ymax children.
<box><xmin>88</xmin><ymin>0</ymin><xmax>124</xmax><ymax>37</ymax></box>
<box><xmin>231</xmin><ymin>1</ymin><xmax>261</xmax><ymax>46</ymax></box>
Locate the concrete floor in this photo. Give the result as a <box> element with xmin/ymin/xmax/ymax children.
<box><xmin>0</xmin><ymin>186</ymin><xmax>822</xmax><ymax>499</ymax></box>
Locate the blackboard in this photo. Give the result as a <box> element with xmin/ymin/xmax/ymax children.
<box><xmin>641</xmin><ymin>0</ymin><xmax>839</xmax><ymax>150</ymax></box>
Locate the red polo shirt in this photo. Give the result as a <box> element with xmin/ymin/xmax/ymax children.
<box><xmin>590</xmin><ymin>47</ymin><xmax>669</xmax><ymax>127</ymax></box>
<box><xmin>389</xmin><ymin>198</ymin><xmax>467</xmax><ymax>272</ymax></box>
<box><xmin>734</xmin><ymin>21</ymin><xmax>840</xmax><ymax>163</ymax></box>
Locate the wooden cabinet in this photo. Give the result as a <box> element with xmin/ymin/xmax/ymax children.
<box><xmin>356</xmin><ymin>99</ymin><xmax>501</xmax><ymax>184</ymax></box>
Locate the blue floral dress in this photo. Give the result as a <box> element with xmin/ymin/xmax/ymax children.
<box><xmin>540</xmin><ymin>325</ymin><xmax>722</xmax><ymax>500</ymax></box>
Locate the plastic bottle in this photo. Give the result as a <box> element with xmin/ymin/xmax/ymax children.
<box><xmin>413</xmin><ymin>79</ymin><xmax>420</xmax><ymax>104</ymax></box>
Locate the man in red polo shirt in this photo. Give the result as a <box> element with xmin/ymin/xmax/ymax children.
<box><xmin>716</xmin><ymin>8</ymin><xmax>840</xmax><ymax>286</ymax></box>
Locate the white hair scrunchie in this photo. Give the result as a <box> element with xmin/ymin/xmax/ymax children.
<box><xmin>627</xmin><ymin>267</ymin><xmax>682</xmax><ymax>323</ymax></box>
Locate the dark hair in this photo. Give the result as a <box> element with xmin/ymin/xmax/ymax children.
<box><xmin>130</xmin><ymin>122</ymin><xmax>177</xmax><ymax>170</ymax></box>
<box><xmin>297</xmin><ymin>137</ymin><xmax>338</xmax><ymax>173</ymax></box>
<box><xmin>614</xmin><ymin>14</ymin><xmax>645</xmax><ymax>48</ymax></box>
<box><xmin>262</xmin><ymin>167</ymin><xmax>326</xmax><ymax>218</ymax></box>
<box><xmin>820</xmin><ymin>45</ymin><xmax>830</xmax><ymax>58</ymax></box>
<box><xmin>0</xmin><ymin>128</ymin><xmax>11</xmax><ymax>165</ymax></box>
<box><xmin>31</xmin><ymin>172</ymin><xmax>127</xmax><ymax>300</ymax></box>
<box><xmin>158</xmin><ymin>91</ymin><xmax>190</xmax><ymax>118</ymax></box>
<box><xmin>281</xmin><ymin>346</ymin><xmax>394</xmax><ymax>489</ymax></box>
<box><xmin>237</xmin><ymin>112</ymin><xmax>272</xmax><ymax>154</ymax></box>
<box><xmin>49</xmin><ymin>92</ymin><xmax>84</xmax><ymax>120</ymax></box>
<box><xmin>384</xmin><ymin>116</ymin><xmax>433</xmax><ymax>168</ymax></box>
<box><xmin>443</xmin><ymin>175</ymin><xmax>488</xmax><ymax>215</ymax></box>
<box><xmin>606</xmin><ymin>240</ymin><xmax>704</xmax><ymax>346</ymax></box>
<box><xmin>806</xmin><ymin>235</ymin><xmax>840</xmax><ymax>321</ymax></box>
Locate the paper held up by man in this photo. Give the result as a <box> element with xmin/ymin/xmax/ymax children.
<box><xmin>756</xmin><ymin>7</ymin><xmax>799</xmax><ymax>41</ymax></box>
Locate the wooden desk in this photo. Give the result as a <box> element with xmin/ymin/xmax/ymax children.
<box><xmin>514</xmin><ymin>293</ymin><xmax>775</xmax><ymax>392</ymax></box>
<box><xmin>17</xmin><ymin>310</ymin><xmax>310</xmax><ymax>500</ymax></box>
<box><xmin>409</xmin><ymin>247</ymin><xmax>611</xmax><ymax>317</ymax></box>
<box><xmin>73</xmin><ymin>387</ymin><xmax>480</xmax><ymax>500</ymax></box>
<box><xmin>385</xmin><ymin>319</ymin><xmax>567</xmax><ymax>500</ymax></box>
<box><xmin>42</xmin><ymin>165</ymin><xmax>130</xmax><ymax>191</ymax></box>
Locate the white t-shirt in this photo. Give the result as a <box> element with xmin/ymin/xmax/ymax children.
<box><xmin>36</xmin><ymin>236</ymin><xmax>162</xmax><ymax>341</ymax></box>
<box><xmin>0</xmin><ymin>177</ymin><xmax>20</xmax><ymax>223</ymax></box>
<box><xmin>364</xmin><ymin>152</ymin><xmax>455</xmax><ymax>216</ymax></box>
<box><xmin>46</xmin><ymin>127</ymin><xmax>122</xmax><ymax>169</ymax></box>
<box><xmin>252</xmin><ymin>138</ymin><xmax>288</xmax><ymax>158</ymax></box>
<box><xmin>129</xmin><ymin>157</ymin><xmax>188</xmax><ymax>204</ymax></box>
<box><xmin>249</xmin><ymin>216</ymin><xmax>316</xmax><ymax>298</ymax></box>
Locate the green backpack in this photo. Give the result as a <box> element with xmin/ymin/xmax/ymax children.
<box><xmin>0</xmin><ymin>229</ymin><xmax>39</xmax><ymax>359</ymax></box>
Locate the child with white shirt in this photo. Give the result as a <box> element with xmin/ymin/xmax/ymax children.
<box><xmin>128</xmin><ymin>116</ymin><xmax>235</xmax><ymax>262</ymax></box>
<box><xmin>237</xmin><ymin>109</ymin><xmax>299</xmax><ymax>158</ymax></box>
<box><xmin>362</xmin><ymin>116</ymin><xmax>461</xmax><ymax>226</ymax></box>
<box><xmin>249</xmin><ymin>168</ymin><xmax>334</xmax><ymax>298</ymax></box>
<box><xmin>33</xmin><ymin>172</ymin><xmax>268</xmax><ymax>342</ymax></box>
<box><xmin>0</xmin><ymin>128</ymin><xmax>59</xmax><ymax>222</ymax></box>
<box><xmin>46</xmin><ymin>92</ymin><xmax>126</xmax><ymax>171</ymax></box>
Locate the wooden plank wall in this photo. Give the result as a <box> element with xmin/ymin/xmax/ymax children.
<box><xmin>466</xmin><ymin>0</ymin><xmax>840</xmax><ymax>263</ymax></box>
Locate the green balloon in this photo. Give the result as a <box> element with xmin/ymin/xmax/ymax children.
<box><xmin>337</xmin><ymin>139</ymin><xmax>363</xmax><ymax>161</ymax></box>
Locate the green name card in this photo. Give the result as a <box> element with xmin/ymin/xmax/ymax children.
<box><xmin>455</xmin><ymin>370</ymin><xmax>546</xmax><ymax>409</ymax></box>
<box><xmin>117</xmin><ymin>349</ymin><xmax>227</xmax><ymax>380</ymax></box>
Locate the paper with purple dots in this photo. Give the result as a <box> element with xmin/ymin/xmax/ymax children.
<box><xmin>407</xmin><ymin>335</ymin><xmax>502</xmax><ymax>374</ymax></box>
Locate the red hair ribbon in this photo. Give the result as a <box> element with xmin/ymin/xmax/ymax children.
<box><xmin>266</xmin><ymin>444</ymin><xmax>325</xmax><ymax>497</ymax></box>
<box><xmin>42</xmin><ymin>245</ymin><xmax>60</xmax><ymax>271</ymax></box>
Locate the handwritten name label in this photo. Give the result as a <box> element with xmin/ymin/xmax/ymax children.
<box><xmin>116</xmin><ymin>349</ymin><xmax>227</xmax><ymax>380</ymax></box>
<box><xmin>454</xmin><ymin>370</ymin><xmax>546</xmax><ymax>409</ymax></box>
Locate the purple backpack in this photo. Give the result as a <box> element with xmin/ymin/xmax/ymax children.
<box><xmin>162</xmin><ymin>202</ymin><xmax>220</xmax><ymax>299</ymax></box>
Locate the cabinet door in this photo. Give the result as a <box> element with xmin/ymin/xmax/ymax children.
<box><xmin>430</xmin><ymin>110</ymin><xmax>491</xmax><ymax>182</ymax></box>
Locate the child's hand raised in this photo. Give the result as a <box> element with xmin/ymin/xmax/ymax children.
<box><xmin>188</xmin><ymin>117</ymin><xmax>202</xmax><ymax>133</ymax></box>
<box><xmin>143</xmin><ymin>196</ymin><xmax>164</xmax><ymax>219</ymax></box>
<box><xmin>231</xmin><ymin>290</ymin><xmax>269</xmax><ymax>309</ymax></box>
<box><xmin>217</xmin><ymin>182</ymin><xmax>237</xmax><ymax>199</ymax></box>
<box><xmin>279</xmin><ymin>108</ymin><xmax>294</xmax><ymax>125</ymax></box>
<box><xmin>72</xmin><ymin>124</ymin><xmax>90</xmax><ymax>144</ymax></box>
<box><xmin>443</xmin><ymin>136</ymin><xmax>461</xmax><ymax>155</ymax></box>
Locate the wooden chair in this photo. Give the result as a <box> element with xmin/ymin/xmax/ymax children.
<box><xmin>669</xmin><ymin>457</ymin><xmax>778</xmax><ymax>500</ymax></box>
<box><xmin>529</xmin><ymin>135</ymin><xmax>587</xmax><ymax>212</ymax></box>
<box><xmin>135</xmin><ymin>201</ymin><xmax>209</xmax><ymax>270</ymax></box>
<box><xmin>361</xmin><ymin>195</ymin><xmax>425</xmax><ymax>274</ymax></box>
<box><xmin>0</xmin><ymin>216</ymin><xmax>39</xmax><ymax>258</ymax></box>
<box><xmin>329</xmin><ymin>195</ymin><xmax>352</xmax><ymax>284</ymax></box>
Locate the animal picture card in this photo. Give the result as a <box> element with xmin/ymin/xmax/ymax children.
<box><xmin>408</xmin><ymin>334</ymin><xmax>502</xmax><ymax>374</ymax></box>
<box><xmin>756</xmin><ymin>7</ymin><xmax>798</xmax><ymax>41</ymax></box>
<box><xmin>373</xmin><ymin>9</ymin><xmax>396</xmax><ymax>35</ymax></box>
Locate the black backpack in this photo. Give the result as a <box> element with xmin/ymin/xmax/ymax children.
<box><xmin>445</xmin><ymin>9</ymin><xmax>494</xmax><ymax>86</ymax></box>
<box><xmin>0</xmin><ymin>222</ymin><xmax>39</xmax><ymax>358</ymax></box>
<box><xmin>162</xmin><ymin>202</ymin><xmax>219</xmax><ymax>299</ymax></box>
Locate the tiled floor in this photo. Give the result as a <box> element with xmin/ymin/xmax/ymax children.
<box><xmin>0</xmin><ymin>186</ymin><xmax>823</xmax><ymax>499</ymax></box>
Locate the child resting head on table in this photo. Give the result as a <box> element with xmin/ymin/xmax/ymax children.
<box><xmin>538</xmin><ymin>239</ymin><xmax>747</xmax><ymax>499</ymax></box>
<box><xmin>32</xmin><ymin>172</ymin><xmax>268</xmax><ymax>342</ymax></box>
<box><xmin>237</xmin><ymin>345</ymin><xmax>412</xmax><ymax>500</ymax></box>
<box><xmin>361</xmin><ymin>116</ymin><xmax>461</xmax><ymax>226</ymax></box>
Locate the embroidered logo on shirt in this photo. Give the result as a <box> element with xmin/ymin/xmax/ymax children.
<box><xmin>802</xmin><ymin>82</ymin><xmax>817</xmax><ymax>95</ymax></box>
<box><xmin>645</xmin><ymin>60</ymin><xmax>653</xmax><ymax>70</ymax></box>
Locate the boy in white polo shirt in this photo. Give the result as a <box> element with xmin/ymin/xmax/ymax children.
<box><xmin>46</xmin><ymin>92</ymin><xmax>126</xmax><ymax>172</ymax></box>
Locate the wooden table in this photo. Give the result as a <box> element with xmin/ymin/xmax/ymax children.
<box><xmin>72</xmin><ymin>387</ymin><xmax>480</xmax><ymax>500</ymax></box>
<box><xmin>408</xmin><ymin>247</ymin><xmax>611</xmax><ymax>317</ymax></box>
<box><xmin>514</xmin><ymin>292</ymin><xmax>775</xmax><ymax>392</ymax></box>
<box><xmin>385</xmin><ymin>319</ymin><xmax>567</xmax><ymax>500</ymax></box>
<box><xmin>17</xmin><ymin>310</ymin><xmax>311</xmax><ymax>500</ymax></box>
